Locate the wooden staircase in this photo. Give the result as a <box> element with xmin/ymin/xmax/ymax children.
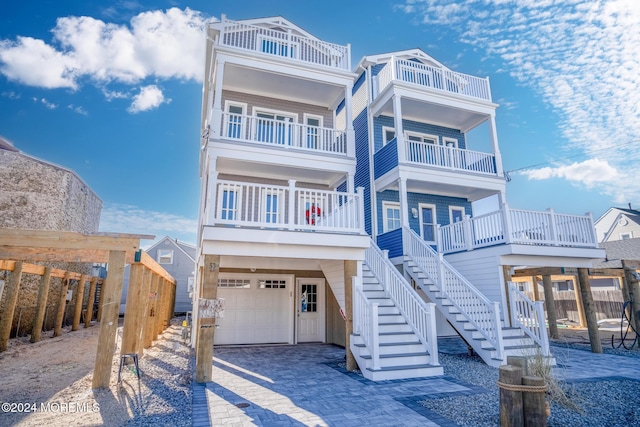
<box><xmin>350</xmin><ymin>264</ymin><xmax>443</xmax><ymax>381</ymax></box>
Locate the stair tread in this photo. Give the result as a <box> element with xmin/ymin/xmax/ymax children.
<box><xmin>361</xmin><ymin>351</ymin><xmax>430</xmax><ymax>360</ymax></box>
<box><xmin>366</xmin><ymin>364</ymin><xmax>441</xmax><ymax>372</ymax></box>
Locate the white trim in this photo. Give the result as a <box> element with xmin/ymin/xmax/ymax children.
<box><xmin>157</xmin><ymin>249</ymin><xmax>174</xmax><ymax>264</ymax></box>
<box><xmin>382</xmin><ymin>201</ymin><xmax>401</xmax><ymax>233</ymax></box>
<box><xmin>253</xmin><ymin>106</ymin><xmax>297</xmax><ymax>121</ymax></box>
<box><xmin>418</xmin><ymin>203</ymin><xmax>437</xmax><ymax>243</ymax></box>
<box><xmin>620</xmin><ymin>231</ymin><xmax>633</xmax><ymax>240</ymax></box>
<box><xmin>303</xmin><ymin>113</ymin><xmax>323</xmax><ymax>127</ymax></box>
<box><xmin>442</xmin><ymin>137</ymin><xmax>458</xmax><ymax>148</ymax></box>
<box><xmin>261</xmin><ymin>188</ymin><xmax>285</xmax><ymax>224</ymax></box>
<box><xmin>382</xmin><ymin>126</ymin><xmax>396</xmax><ymax>146</ymax></box>
<box><xmin>449</xmin><ymin>206</ymin><xmax>465</xmax><ymax>224</ymax></box>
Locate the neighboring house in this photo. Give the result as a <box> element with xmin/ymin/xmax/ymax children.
<box><xmin>594</xmin><ymin>206</ymin><xmax>640</xmax><ymax>242</ymax></box>
<box><xmin>120</xmin><ymin>236</ymin><xmax>195</xmax><ymax>314</ymax></box>
<box><xmin>0</xmin><ymin>135</ymin><xmax>102</xmax><ymax>334</ymax></box>
<box><xmin>196</xmin><ymin>16</ymin><xmax>604</xmax><ymax>381</ymax></box>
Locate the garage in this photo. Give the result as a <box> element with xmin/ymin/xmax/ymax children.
<box><xmin>214</xmin><ymin>273</ymin><xmax>294</xmax><ymax>345</ymax></box>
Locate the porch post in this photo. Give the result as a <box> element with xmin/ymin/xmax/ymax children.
<box><xmin>196</xmin><ymin>254</ymin><xmax>220</xmax><ymax>383</ymax></box>
<box><xmin>502</xmin><ymin>266</ymin><xmax>513</xmax><ymax>326</ymax></box>
<box><xmin>344</xmin><ymin>83</ymin><xmax>355</xmax><ymax>158</ymax></box>
<box><xmin>211</xmin><ymin>57</ymin><xmax>225</xmax><ymax>138</ymax></box>
<box><xmin>288</xmin><ymin>180</ymin><xmax>296</xmax><ymax>230</ymax></box>
<box><xmin>344</xmin><ymin>260</ymin><xmax>358</xmax><ymax>371</ymax></box>
<box><xmin>488</xmin><ymin>114</ymin><xmax>504</xmax><ymax>176</ymax></box>
<box><xmin>392</xmin><ymin>95</ymin><xmax>406</xmax><ymax>163</ymax></box>
<box><xmin>577</xmin><ymin>268</ymin><xmax>602</xmax><ymax>353</ymax></box>
<box><xmin>398</xmin><ymin>177</ymin><xmax>410</xmax><ymax>228</ymax></box>
<box><xmin>542</xmin><ymin>274</ymin><xmax>559</xmax><ymax>339</ymax></box>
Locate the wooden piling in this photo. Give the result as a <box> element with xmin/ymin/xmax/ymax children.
<box><xmin>577</xmin><ymin>268</ymin><xmax>602</xmax><ymax>353</ymax></box>
<box><xmin>71</xmin><ymin>275</ymin><xmax>87</xmax><ymax>331</ymax></box>
<box><xmin>0</xmin><ymin>262</ymin><xmax>23</xmax><ymax>352</ymax></box>
<box><xmin>84</xmin><ymin>277</ymin><xmax>98</xmax><ymax>328</ymax></box>
<box><xmin>31</xmin><ymin>266</ymin><xmax>52</xmax><ymax>342</ymax></box>
<box><xmin>53</xmin><ymin>272</ymin><xmax>71</xmax><ymax>337</ymax></box>
<box><xmin>144</xmin><ymin>274</ymin><xmax>159</xmax><ymax>348</ymax></box>
<box><xmin>541</xmin><ymin>275</ymin><xmax>559</xmax><ymax>340</ymax></box>
<box><xmin>195</xmin><ymin>254</ymin><xmax>219</xmax><ymax>383</ymax></box>
<box><xmin>622</xmin><ymin>262</ymin><xmax>640</xmax><ymax>336</ymax></box>
<box><xmin>499</xmin><ymin>365</ymin><xmax>524</xmax><ymax>427</ymax></box>
<box><xmin>523</xmin><ymin>376</ymin><xmax>547</xmax><ymax>427</ymax></box>
<box><xmin>121</xmin><ymin>264</ymin><xmax>146</xmax><ymax>355</ymax></box>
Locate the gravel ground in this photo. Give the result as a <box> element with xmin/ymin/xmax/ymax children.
<box><xmin>419</xmin><ymin>348</ymin><xmax>640</xmax><ymax>427</ymax></box>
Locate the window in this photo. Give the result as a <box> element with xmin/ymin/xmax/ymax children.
<box><xmin>405</xmin><ymin>131</ymin><xmax>438</xmax><ymax>145</ymax></box>
<box><xmin>255</xmin><ymin>109</ymin><xmax>295</xmax><ymax>145</ymax></box>
<box><xmin>419</xmin><ymin>204</ymin><xmax>436</xmax><ymax>243</ymax></box>
<box><xmin>620</xmin><ymin>232</ymin><xmax>633</xmax><ymax>240</ymax></box>
<box><xmin>218</xmin><ymin>278</ymin><xmax>251</xmax><ymax>288</ymax></box>
<box><xmin>442</xmin><ymin>137</ymin><xmax>458</xmax><ymax>148</ymax></box>
<box><xmin>382</xmin><ymin>126</ymin><xmax>396</xmax><ymax>145</ymax></box>
<box><xmin>449</xmin><ymin>206</ymin><xmax>465</xmax><ymax>224</ymax></box>
<box><xmin>220</xmin><ymin>190</ymin><xmax>237</xmax><ymax>220</ymax></box>
<box><xmin>382</xmin><ymin>202</ymin><xmax>401</xmax><ymax>232</ymax></box>
<box><xmin>263</xmin><ymin>190</ymin><xmax>283</xmax><ymax>224</ymax></box>
<box><xmin>304</xmin><ymin>114</ymin><xmax>323</xmax><ymax>149</ymax></box>
<box><xmin>225</xmin><ymin>102</ymin><xmax>246</xmax><ymax>139</ymax></box>
<box><xmin>157</xmin><ymin>249</ymin><xmax>173</xmax><ymax>264</ymax></box>
<box><xmin>259</xmin><ymin>279</ymin><xmax>287</xmax><ymax>289</ymax></box>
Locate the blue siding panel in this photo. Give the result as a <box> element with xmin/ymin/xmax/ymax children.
<box><xmin>373</xmin><ymin>116</ymin><xmax>466</xmax><ymax>153</ymax></box>
<box><xmin>373</xmin><ymin>138</ymin><xmax>398</xmax><ymax>179</ymax></box>
<box><xmin>376</xmin><ymin>228</ymin><xmax>403</xmax><ymax>258</ymax></box>
<box><xmin>354</xmin><ymin>105</ymin><xmax>372</xmax><ymax>235</ymax></box>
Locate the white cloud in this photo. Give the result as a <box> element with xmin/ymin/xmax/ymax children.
<box><xmin>521</xmin><ymin>158</ymin><xmax>619</xmax><ymax>187</ymax></box>
<box><xmin>99</xmin><ymin>203</ymin><xmax>197</xmax><ymax>244</ymax></box>
<box><xmin>127</xmin><ymin>85</ymin><xmax>169</xmax><ymax>113</ymax></box>
<box><xmin>67</xmin><ymin>104</ymin><xmax>88</xmax><ymax>115</ymax></box>
<box><xmin>0</xmin><ymin>7</ymin><xmax>208</xmax><ymax>91</ymax></box>
<box><xmin>33</xmin><ymin>97</ymin><xmax>58</xmax><ymax>109</ymax></box>
<box><xmin>398</xmin><ymin>0</ymin><xmax>640</xmax><ymax>199</ymax></box>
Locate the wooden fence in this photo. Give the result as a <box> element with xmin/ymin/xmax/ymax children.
<box><xmin>526</xmin><ymin>290</ymin><xmax>625</xmax><ymax>323</ymax></box>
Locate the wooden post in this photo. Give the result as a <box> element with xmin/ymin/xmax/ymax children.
<box><xmin>577</xmin><ymin>268</ymin><xmax>602</xmax><ymax>353</ymax></box>
<box><xmin>155</xmin><ymin>278</ymin><xmax>166</xmax><ymax>337</ymax></box>
<box><xmin>572</xmin><ymin>274</ymin><xmax>587</xmax><ymax>327</ymax></box>
<box><xmin>92</xmin><ymin>250</ymin><xmax>126</xmax><ymax>389</ymax></box>
<box><xmin>541</xmin><ymin>275</ymin><xmax>559</xmax><ymax>340</ymax></box>
<box><xmin>96</xmin><ymin>282</ymin><xmax>104</xmax><ymax>322</ymax></box>
<box><xmin>144</xmin><ymin>274</ymin><xmax>159</xmax><ymax>348</ymax></box>
<box><xmin>72</xmin><ymin>275</ymin><xmax>87</xmax><ymax>331</ymax></box>
<box><xmin>523</xmin><ymin>376</ymin><xmax>547</xmax><ymax>427</ymax></box>
<box><xmin>499</xmin><ymin>365</ymin><xmax>524</xmax><ymax>427</ymax></box>
<box><xmin>0</xmin><ymin>261</ymin><xmax>23</xmax><ymax>352</ymax></box>
<box><xmin>531</xmin><ymin>276</ymin><xmax>540</xmax><ymax>301</ymax></box>
<box><xmin>196</xmin><ymin>254</ymin><xmax>219</xmax><ymax>383</ymax></box>
<box><xmin>53</xmin><ymin>272</ymin><xmax>71</xmax><ymax>337</ymax></box>
<box><xmin>84</xmin><ymin>277</ymin><xmax>98</xmax><ymax>328</ymax></box>
<box><xmin>136</xmin><ymin>268</ymin><xmax>153</xmax><ymax>356</ymax></box>
<box><xmin>31</xmin><ymin>267</ymin><xmax>53</xmax><ymax>342</ymax></box>
<box><xmin>622</xmin><ymin>262</ymin><xmax>640</xmax><ymax>341</ymax></box>
<box><xmin>619</xmin><ymin>272</ymin><xmax>632</xmax><ymax>322</ymax></box>
<box><xmin>121</xmin><ymin>264</ymin><xmax>146</xmax><ymax>355</ymax></box>
<box><xmin>502</xmin><ymin>266</ymin><xmax>513</xmax><ymax>325</ymax></box>
<box><xmin>344</xmin><ymin>260</ymin><xmax>357</xmax><ymax>371</ymax></box>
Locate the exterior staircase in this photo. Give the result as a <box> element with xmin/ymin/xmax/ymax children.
<box><xmin>350</xmin><ymin>242</ymin><xmax>443</xmax><ymax>381</ymax></box>
<box><xmin>402</xmin><ymin>226</ymin><xmax>552</xmax><ymax>367</ymax></box>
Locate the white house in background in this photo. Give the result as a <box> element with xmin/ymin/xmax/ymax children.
<box><xmin>195</xmin><ymin>15</ymin><xmax>605</xmax><ymax>381</ymax></box>
<box><xmin>594</xmin><ymin>206</ymin><xmax>640</xmax><ymax>243</ymax></box>
<box><xmin>121</xmin><ymin>236</ymin><xmax>195</xmax><ymax>314</ymax></box>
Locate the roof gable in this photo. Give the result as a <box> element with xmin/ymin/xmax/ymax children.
<box><xmin>223</xmin><ymin>15</ymin><xmax>319</xmax><ymax>41</ymax></box>
<box><xmin>146</xmin><ymin>236</ymin><xmax>196</xmax><ymax>263</ymax></box>
<box><xmin>358</xmin><ymin>48</ymin><xmax>447</xmax><ymax>71</ymax></box>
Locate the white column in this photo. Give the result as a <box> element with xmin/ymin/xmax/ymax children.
<box><xmin>211</xmin><ymin>57</ymin><xmax>225</xmax><ymax>138</ymax></box>
<box><xmin>393</xmin><ymin>95</ymin><xmax>406</xmax><ymax>163</ymax></box>
<box><xmin>288</xmin><ymin>180</ymin><xmax>297</xmax><ymax>230</ymax></box>
<box><xmin>347</xmin><ymin>173</ymin><xmax>355</xmax><ymax>194</ymax></box>
<box><xmin>206</xmin><ymin>164</ymin><xmax>218</xmax><ymax>226</ymax></box>
<box><xmin>398</xmin><ymin>177</ymin><xmax>409</xmax><ymax>228</ymax></box>
<box><xmin>489</xmin><ymin>114</ymin><xmax>503</xmax><ymax>176</ymax></box>
<box><xmin>344</xmin><ymin>83</ymin><xmax>355</xmax><ymax>158</ymax></box>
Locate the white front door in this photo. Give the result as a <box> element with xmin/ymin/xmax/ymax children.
<box><xmin>296</xmin><ymin>278</ymin><xmax>325</xmax><ymax>343</ymax></box>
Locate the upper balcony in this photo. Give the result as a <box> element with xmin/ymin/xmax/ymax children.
<box><xmin>212</xmin><ymin>16</ymin><xmax>351</xmax><ymax>71</ymax></box>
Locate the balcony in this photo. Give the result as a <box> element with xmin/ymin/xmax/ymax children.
<box><xmin>219</xmin><ymin>112</ymin><xmax>348</xmax><ymax>156</ymax></box>
<box><xmin>374</xmin><ymin>137</ymin><xmax>498</xmax><ymax>179</ymax></box>
<box><xmin>375</xmin><ymin>58</ymin><xmax>491</xmax><ymax>102</ymax></box>
<box><xmin>205</xmin><ymin>180</ymin><xmax>365</xmax><ymax>234</ymax></box>
<box><xmin>216</xmin><ymin>17</ymin><xmax>351</xmax><ymax>71</ymax></box>
<box><xmin>438</xmin><ymin>206</ymin><xmax>598</xmax><ymax>254</ymax></box>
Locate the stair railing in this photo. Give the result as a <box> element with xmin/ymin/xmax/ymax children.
<box><xmin>352</xmin><ymin>275</ymin><xmax>381</xmax><ymax>370</ymax></box>
<box><xmin>365</xmin><ymin>240</ymin><xmax>438</xmax><ymax>365</ymax></box>
<box><xmin>404</xmin><ymin>226</ymin><xmax>504</xmax><ymax>361</ymax></box>
<box><xmin>508</xmin><ymin>282</ymin><xmax>550</xmax><ymax>356</ymax></box>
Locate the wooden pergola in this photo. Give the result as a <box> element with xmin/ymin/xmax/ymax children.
<box><xmin>0</xmin><ymin>229</ymin><xmax>176</xmax><ymax>389</ymax></box>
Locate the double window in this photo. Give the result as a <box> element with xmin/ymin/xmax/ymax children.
<box><xmin>255</xmin><ymin>109</ymin><xmax>295</xmax><ymax>145</ymax></box>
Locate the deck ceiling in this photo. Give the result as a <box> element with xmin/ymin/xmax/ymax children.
<box><xmin>223</xmin><ymin>63</ymin><xmax>345</xmax><ymax>109</ymax></box>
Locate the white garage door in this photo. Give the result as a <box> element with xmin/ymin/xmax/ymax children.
<box><xmin>214</xmin><ymin>274</ymin><xmax>293</xmax><ymax>345</ymax></box>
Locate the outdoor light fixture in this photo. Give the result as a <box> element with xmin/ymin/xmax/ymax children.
<box><xmin>411</xmin><ymin>208</ymin><xmax>418</xmax><ymax>218</ymax></box>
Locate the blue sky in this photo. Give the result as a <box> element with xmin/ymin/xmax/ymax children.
<box><xmin>1</xmin><ymin>0</ymin><xmax>638</xmax><ymax>246</ymax></box>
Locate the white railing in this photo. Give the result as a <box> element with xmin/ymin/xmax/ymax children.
<box><xmin>213</xmin><ymin>180</ymin><xmax>363</xmax><ymax>233</ymax></box>
<box><xmin>406</xmin><ymin>140</ymin><xmax>497</xmax><ymax>175</ymax></box>
<box><xmin>352</xmin><ymin>275</ymin><xmax>380</xmax><ymax>370</ymax></box>
<box><xmin>404</xmin><ymin>226</ymin><xmax>504</xmax><ymax>361</ymax></box>
<box><xmin>438</xmin><ymin>205</ymin><xmax>598</xmax><ymax>254</ymax></box>
<box><xmin>221</xmin><ymin>112</ymin><xmax>348</xmax><ymax>155</ymax></box>
<box><xmin>217</xmin><ymin>18</ymin><xmax>350</xmax><ymax>70</ymax></box>
<box><xmin>508</xmin><ymin>282</ymin><xmax>550</xmax><ymax>357</ymax></box>
<box><xmin>374</xmin><ymin>58</ymin><xmax>491</xmax><ymax>101</ymax></box>
<box><xmin>365</xmin><ymin>240</ymin><xmax>438</xmax><ymax>365</ymax></box>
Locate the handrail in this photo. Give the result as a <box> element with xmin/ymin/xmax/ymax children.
<box><xmin>352</xmin><ymin>275</ymin><xmax>380</xmax><ymax>370</ymax></box>
<box><xmin>365</xmin><ymin>240</ymin><xmax>438</xmax><ymax>364</ymax></box>
<box><xmin>508</xmin><ymin>282</ymin><xmax>550</xmax><ymax>357</ymax></box>
<box><xmin>405</xmin><ymin>140</ymin><xmax>497</xmax><ymax>175</ymax></box>
<box><xmin>404</xmin><ymin>226</ymin><xmax>504</xmax><ymax>360</ymax></box>
<box><xmin>221</xmin><ymin>112</ymin><xmax>348</xmax><ymax>155</ymax></box>
<box><xmin>218</xmin><ymin>18</ymin><xmax>350</xmax><ymax>70</ymax></box>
